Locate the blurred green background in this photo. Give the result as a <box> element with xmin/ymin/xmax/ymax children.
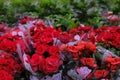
<box><xmin>0</xmin><ymin>0</ymin><xmax>120</xmax><ymax>29</ymax></box>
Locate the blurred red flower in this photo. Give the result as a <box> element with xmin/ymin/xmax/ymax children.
<box><xmin>44</xmin><ymin>56</ymin><xmax>62</xmax><ymax>74</ymax></box>
<box><xmin>80</xmin><ymin>58</ymin><xmax>97</xmax><ymax>68</ymax></box>
<box><xmin>0</xmin><ymin>70</ymin><xmax>13</xmax><ymax>80</ymax></box>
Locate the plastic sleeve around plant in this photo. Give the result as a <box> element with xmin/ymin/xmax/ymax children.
<box><xmin>17</xmin><ymin>43</ymin><xmax>37</xmax><ymax>75</ymax></box>
<box><xmin>23</xmin><ymin>52</ymin><xmax>37</xmax><ymax>75</ymax></box>
<box><xmin>97</xmin><ymin>46</ymin><xmax>119</xmax><ymax>63</ymax></box>
<box><xmin>16</xmin><ymin>44</ymin><xmax>23</xmax><ymax>61</ymax></box>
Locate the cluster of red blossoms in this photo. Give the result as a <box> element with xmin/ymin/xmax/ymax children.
<box><xmin>29</xmin><ymin>21</ymin><xmax>63</xmax><ymax>74</ymax></box>
<box><xmin>95</xmin><ymin>26</ymin><xmax>120</xmax><ymax>48</ymax></box>
<box><xmin>30</xmin><ymin>44</ymin><xmax>62</xmax><ymax>74</ymax></box>
<box><xmin>67</xmin><ymin>25</ymin><xmax>120</xmax><ymax>48</ymax></box>
<box><xmin>0</xmin><ymin>16</ymin><xmax>119</xmax><ymax>80</ymax></box>
<box><xmin>60</xmin><ymin>41</ymin><xmax>96</xmax><ymax>60</ymax></box>
<box><xmin>0</xmin><ymin>52</ymin><xmax>22</xmax><ymax>80</ymax></box>
<box><xmin>30</xmin><ymin>21</ymin><xmax>61</xmax><ymax>43</ymax></box>
<box><xmin>0</xmin><ymin>70</ymin><xmax>13</xmax><ymax>80</ymax></box>
<box><xmin>60</xmin><ymin>41</ymin><xmax>118</xmax><ymax>79</ymax></box>
<box><xmin>104</xmin><ymin>55</ymin><xmax>120</xmax><ymax>72</ymax></box>
<box><xmin>0</xmin><ymin>27</ymin><xmax>29</xmax><ymax>54</ymax></box>
<box><xmin>85</xmin><ymin>55</ymin><xmax>120</xmax><ymax>79</ymax></box>
<box><xmin>87</xmin><ymin>69</ymin><xmax>109</xmax><ymax>79</ymax></box>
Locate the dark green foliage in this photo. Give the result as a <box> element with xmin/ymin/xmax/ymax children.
<box><xmin>0</xmin><ymin>0</ymin><xmax>120</xmax><ymax>28</ymax></box>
